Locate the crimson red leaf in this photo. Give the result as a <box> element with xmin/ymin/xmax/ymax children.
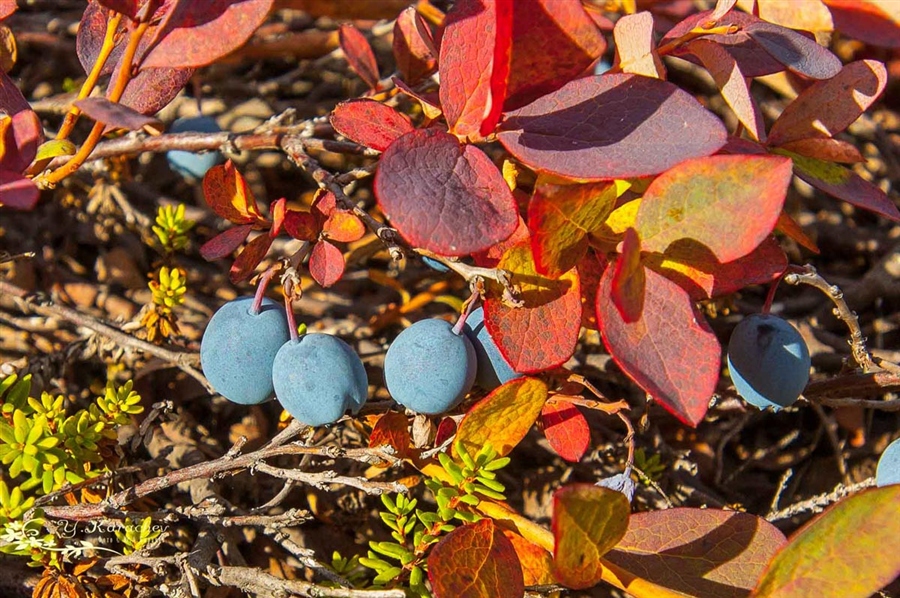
<box><xmin>429</xmin><ymin>519</ymin><xmax>524</xmax><ymax>598</ymax></box>
<box><xmin>485</xmin><ymin>241</ymin><xmax>581</xmax><ymax>373</ymax></box>
<box><xmin>498</xmin><ymin>75</ymin><xmax>727</xmax><ymax>180</ymax></box>
<box><xmin>635</xmin><ymin>155</ymin><xmax>793</xmax><ymax>263</ymax></box>
<box><xmin>768</xmin><ymin>60</ymin><xmax>887</xmax><ymax>147</ymax></box>
<box><xmin>309</xmin><ymin>240</ymin><xmax>345</xmax><ymax>288</ymax></box>
<box><xmin>434</xmin><ymin>417</ymin><xmax>457</xmax><ymax>447</ymax></box>
<box><xmin>780</xmin><ymin>150</ymin><xmax>900</xmax><ymax>221</ymax></box>
<box><xmin>142</xmin><ymin>0</ymin><xmax>275</xmax><ymax>68</ymax></box>
<box><xmin>597</xmin><ymin>264</ymin><xmax>719</xmax><ymax>426</ymax></box>
<box><xmin>229</xmin><ymin>233</ymin><xmax>272</xmax><ymax>283</ymax></box>
<box><xmin>374</xmin><ymin>129</ymin><xmax>518</xmax><ymax>256</ymax></box>
<box><xmin>527</xmin><ymin>178</ymin><xmax>620</xmax><ymax>278</ymax></box>
<box><xmin>611</xmin><ymin>227</ymin><xmax>645</xmax><ymax>324</ymax></box>
<box><xmin>0</xmin><ymin>171</ymin><xmax>40</xmax><ymax>210</ymax></box>
<box><xmin>605</xmin><ymin>509</ymin><xmax>786</xmax><ymax>597</ymax></box>
<box><xmin>0</xmin><ymin>71</ymin><xmax>42</xmax><ymax>171</ymax></box>
<box><xmin>745</xmin><ymin>21</ymin><xmax>841</xmax><ymax>79</ymax></box>
<box><xmin>614</xmin><ymin>11</ymin><xmax>665</xmax><ymax>79</ymax></box>
<box><xmin>823</xmin><ymin>0</ymin><xmax>900</xmax><ymax>48</ymax></box>
<box><xmin>663</xmin><ymin>11</ymin><xmax>786</xmax><ymax>78</ymax></box>
<box><xmin>687</xmin><ymin>38</ymin><xmax>765</xmax><ymax>142</ymax></box>
<box><xmin>503</xmin><ymin>0</ymin><xmax>606</xmax><ymax>110</ymax></box>
<box><xmin>74</xmin><ymin>97</ymin><xmax>162</xmax><ymax>131</ymax></box>
<box><xmin>329</xmin><ymin>99</ymin><xmax>414</xmax><ymax>152</ymax></box>
<box><xmin>439</xmin><ymin>0</ymin><xmax>512</xmax><ymax>140</ymax></box>
<box><xmin>283</xmin><ymin>210</ymin><xmax>319</xmax><ymax>241</ymax></box>
<box><xmin>541</xmin><ymin>400</ymin><xmax>590</xmax><ymax>462</ymax></box>
<box><xmin>368</xmin><ymin>411</ymin><xmax>410</xmax><ymax>459</ymax></box>
<box><xmin>645</xmin><ymin>236</ymin><xmax>788</xmax><ymax>300</ymax></box>
<box><xmin>392</xmin><ymin>7</ymin><xmax>436</xmax><ymax>84</ymax></box>
<box><xmin>200</xmin><ymin>224</ymin><xmax>253</xmax><ymax>260</ymax></box>
<box><xmin>339</xmin><ymin>24</ymin><xmax>380</xmax><ymax>90</ymax></box>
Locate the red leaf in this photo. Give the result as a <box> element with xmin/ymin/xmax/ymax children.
<box><xmin>434</xmin><ymin>417</ymin><xmax>457</xmax><ymax>447</ymax></box>
<box><xmin>374</xmin><ymin>129</ymin><xmax>518</xmax><ymax>256</ymax></box>
<box><xmin>0</xmin><ymin>0</ymin><xmax>17</xmax><ymax>20</ymax></box>
<box><xmin>614</xmin><ymin>11</ymin><xmax>666</xmax><ymax>79</ymax></box>
<box><xmin>503</xmin><ymin>0</ymin><xmax>606</xmax><ymax>110</ymax></box>
<box><xmin>745</xmin><ymin>21</ymin><xmax>841</xmax><ymax>79</ymax></box>
<box><xmin>485</xmin><ymin>241</ymin><xmax>582</xmax><ymax>373</ymax></box>
<box><xmin>541</xmin><ymin>400</ymin><xmax>590</xmax><ymax>463</ymax></box>
<box><xmin>645</xmin><ymin>235</ymin><xmax>788</xmax><ymax>300</ymax></box>
<box><xmin>202</xmin><ymin>160</ymin><xmax>264</xmax><ymax>225</ymax></box>
<box><xmin>200</xmin><ymin>224</ymin><xmax>253</xmax><ymax>260</ymax></box>
<box><xmin>498</xmin><ymin>74</ymin><xmax>727</xmax><ymax>180</ymax></box>
<box><xmin>339</xmin><ymin>24</ymin><xmax>380</xmax><ymax>90</ymax></box>
<box><xmin>777</xmin><ymin>138</ymin><xmax>865</xmax><ymax>164</ymax></box>
<box><xmin>329</xmin><ymin>99</ymin><xmax>414</xmax><ymax>151</ymax></box>
<box><xmin>309</xmin><ymin>240</ymin><xmax>345</xmax><ymax>287</ymax></box>
<box><xmin>428</xmin><ymin>519</ymin><xmax>524</xmax><ymax>598</ymax></box>
<box><xmin>686</xmin><ymin>38</ymin><xmax>766</xmax><ymax>142</ymax></box>
<box><xmin>118</xmin><ymin>66</ymin><xmax>195</xmax><ymax>116</ymax></box>
<box><xmin>311</xmin><ymin>189</ymin><xmax>338</xmax><ymax>221</ymax></box>
<box><xmin>611</xmin><ymin>227</ymin><xmax>645</xmax><ymax>324</ymax></box>
<box><xmin>552</xmin><ymin>485</ymin><xmax>630</xmax><ymax>589</ymax></box>
<box><xmin>439</xmin><ymin>0</ymin><xmax>513</xmax><ymax>140</ymax></box>
<box><xmin>663</xmin><ymin>11</ymin><xmax>787</xmax><ymax>77</ymax></box>
<box><xmin>605</xmin><ymin>509</ymin><xmax>786</xmax><ymax>596</ymax></box>
<box><xmin>142</xmin><ymin>0</ymin><xmax>275</xmax><ymax>68</ymax></box>
<box><xmin>94</xmin><ymin>0</ymin><xmax>140</xmax><ymax>18</ymax></box>
<box><xmin>0</xmin><ymin>71</ymin><xmax>42</xmax><ymax>171</ymax></box>
<box><xmin>528</xmin><ymin>178</ymin><xmax>620</xmax><ymax>278</ymax></box>
<box><xmin>73</xmin><ymin>97</ymin><xmax>162</xmax><ymax>131</ymax></box>
<box><xmin>823</xmin><ymin>0</ymin><xmax>900</xmax><ymax>48</ymax></box>
<box><xmin>392</xmin><ymin>7</ymin><xmax>436</xmax><ymax>83</ymax></box>
<box><xmin>576</xmin><ymin>251</ymin><xmax>608</xmax><ymax>330</ymax></box>
<box><xmin>597</xmin><ymin>264</ymin><xmax>720</xmax><ymax>426</ymax></box>
<box><xmin>635</xmin><ymin>155</ymin><xmax>793</xmax><ymax>263</ymax></box>
<box><xmin>392</xmin><ymin>76</ymin><xmax>442</xmax><ymax>119</ymax></box>
<box><xmin>782</xmin><ymin>150</ymin><xmax>900</xmax><ymax>221</ymax></box>
<box><xmin>473</xmin><ymin>215</ymin><xmax>529</xmax><ymax>268</ymax></box>
<box><xmin>229</xmin><ymin>233</ymin><xmax>272</xmax><ymax>283</ymax></box>
<box><xmin>283</xmin><ymin>210</ymin><xmax>319</xmax><ymax>241</ymax></box>
<box><xmin>0</xmin><ymin>171</ymin><xmax>40</xmax><ymax>210</ymax></box>
<box><xmin>768</xmin><ymin>60</ymin><xmax>888</xmax><ymax>147</ymax></box>
<box><xmin>368</xmin><ymin>411</ymin><xmax>410</xmax><ymax>459</ymax></box>
<box><xmin>775</xmin><ymin>211</ymin><xmax>820</xmax><ymax>254</ymax></box>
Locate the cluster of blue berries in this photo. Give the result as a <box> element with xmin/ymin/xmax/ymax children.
<box><xmin>726</xmin><ymin>313</ymin><xmax>811</xmax><ymax>410</ymax></box>
<box><xmin>201</xmin><ymin>299</ymin><xmax>522</xmax><ymax>425</ymax></box>
<box><xmin>200</xmin><ymin>297</ymin><xmax>367</xmax><ymax>426</ymax></box>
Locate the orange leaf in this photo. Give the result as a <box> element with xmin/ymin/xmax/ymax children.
<box><xmin>368</xmin><ymin>412</ymin><xmax>410</xmax><ymax>459</ymax></box>
<box><xmin>552</xmin><ymin>485</ymin><xmax>630</xmax><ymax>589</ymax></box>
<box><xmin>324</xmin><ymin>211</ymin><xmax>366</xmax><ymax>243</ymax></box>
<box><xmin>202</xmin><ymin>160</ymin><xmax>263</xmax><ymax>225</ymax></box>
<box><xmin>429</xmin><ymin>519</ymin><xmax>524</xmax><ymax>598</ymax></box>
<box><xmin>503</xmin><ymin>531</ymin><xmax>555</xmax><ymax>586</ymax></box>
<box><xmin>455</xmin><ymin>377</ymin><xmax>548</xmax><ymax>459</ymax></box>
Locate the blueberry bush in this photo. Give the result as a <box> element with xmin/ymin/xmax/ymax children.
<box><xmin>2</xmin><ymin>0</ymin><xmax>900</xmax><ymax>597</ymax></box>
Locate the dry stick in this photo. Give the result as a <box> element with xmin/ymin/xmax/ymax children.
<box><xmin>766</xmin><ymin>478</ymin><xmax>876</xmax><ymax>522</ymax></box>
<box><xmin>0</xmin><ymin>279</ymin><xmax>208</xmax><ymax>390</ymax></box>
<box><xmin>38</xmin><ymin>443</ymin><xmax>401</xmax><ymax>521</ymax></box>
<box><xmin>206</xmin><ymin>565</ymin><xmax>406</xmax><ymax>598</ymax></box>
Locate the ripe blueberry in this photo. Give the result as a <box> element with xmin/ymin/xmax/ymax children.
<box><xmin>384</xmin><ymin>318</ymin><xmax>476</xmax><ymax>414</ymax></box>
<box><xmin>726</xmin><ymin>314</ymin><xmax>810</xmax><ymax>410</ymax></box>
<box><xmin>200</xmin><ymin>297</ymin><xmax>290</xmax><ymax>405</ymax></box>
<box><xmin>876</xmin><ymin>438</ymin><xmax>900</xmax><ymax>487</ymax></box>
<box><xmin>272</xmin><ymin>333</ymin><xmax>368</xmax><ymax>426</ymax></box>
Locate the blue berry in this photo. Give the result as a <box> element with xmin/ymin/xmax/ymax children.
<box><xmin>166</xmin><ymin>116</ymin><xmax>224</xmax><ymax>179</ymax></box>
<box><xmin>200</xmin><ymin>297</ymin><xmax>290</xmax><ymax>405</ymax></box>
<box><xmin>384</xmin><ymin>318</ymin><xmax>476</xmax><ymax>414</ymax></box>
<box><xmin>876</xmin><ymin>438</ymin><xmax>900</xmax><ymax>487</ymax></box>
<box><xmin>272</xmin><ymin>333</ymin><xmax>368</xmax><ymax>426</ymax></box>
<box><xmin>422</xmin><ymin>256</ymin><xmax>450</xmax><ymax>273</ymax></box>
<box><xmin>726</xmin><ymin>314</ymin><xmax>810</xmax><ymax>410</ymax></box>
<box><xmin>462</xmin><ymin>306</ymin><xmax>522</xmax><ymax>390</ymax></box>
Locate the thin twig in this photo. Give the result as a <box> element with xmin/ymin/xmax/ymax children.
<box><xmin>766</xmin><ymin>478</ymin><xmax>876</xmax><ymax>522</ymax></box>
